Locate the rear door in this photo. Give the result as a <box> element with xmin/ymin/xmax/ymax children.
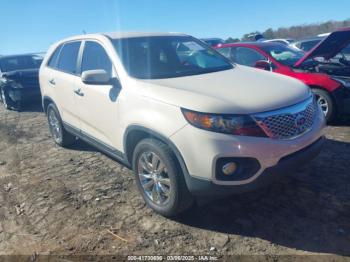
<box><xmin>50</xmin><ymin>41</ymin><xmax>82</xmax><ymax>129</ymax></box>
<box><xmin>75</xmin><ymin>40</ymin><xmax>121</xmax><ymax>149</ymax></box>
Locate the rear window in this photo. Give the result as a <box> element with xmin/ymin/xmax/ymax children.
<box><xmin>57</xmin><ymin>41</ymin><xmax>81</xmax><ymax>74</ymax></box>
<box><xmin>47</xmin><ymin>45</ymin><xmax>62</xmax><ymax>68</ymax></box>
<box><xmin>0</xmin><ymin>55</ymin><xmax>42</xmax><ymax>72</ymax></box>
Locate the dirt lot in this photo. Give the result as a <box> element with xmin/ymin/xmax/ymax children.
<box><xmin>0</xmin><ymin>103</ymin><xmax>349</xmax><ymax>259</ymax></box>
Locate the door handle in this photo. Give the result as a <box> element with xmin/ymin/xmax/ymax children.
<box><xmin>74</xmin><ymin>88</ymin><xmax>84</xmax><ymax>97</ymax></box>
<box><xmin>49</xmin><ymin>79</ymin><xmax>56</xmax><ymax>85</ymax></box>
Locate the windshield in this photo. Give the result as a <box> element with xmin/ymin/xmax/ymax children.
<box><xmin>0</xmin><ymin>55</ymin><xmax>42</xmax><ymax>72</ymax></box>
<box><xmin>261</xmin><ymin>45</ymin><xmax>305</xmax><ymax>66</ymax></box>
<box><xmin>112</xmin><ymin>36</ymin><xmax>233</xmax><ymax>79</ymax></box>
<box><xmin>342</xmin><ymin>45</ymin><xmax>350</xmax><ymax>55</ymax></box>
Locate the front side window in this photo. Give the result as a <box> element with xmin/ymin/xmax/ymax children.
<box><xmin>112</xmin><ymin>36</ymin><xmax>233</xmax><ymax>79</ymax></box>
<box><xmin>81</xmin><ymin>41</ymin><xmax>113</xmax><ymax>76</ymax></box>
<box><xmin>0</xmin><ymin>55</ymin><xmax>42</xmax><ymax>72</ymax></box>
<box><xmin>261</xmin><ymin>45</ymin><xmax>305</xmax><ymax>66</ymax></box>
<box><xmin>233</xmin><ymin>47</ymin><xmax>267</xmax><ymax>67</ymax></box>
<box><xmin>57</xmin><ymin>41</ymin><xmax>81</xmax><ymax>74</ymax></box>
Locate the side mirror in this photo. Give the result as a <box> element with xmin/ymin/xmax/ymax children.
<box><xmin>81</xmin><ymin>70</ymin><xmax>111</xmax><ymax>85</ymax></box>
<box><xmin>254</xmin><ymin>60</ymin><xmax>271</xmax><ymax>71</ymax></box>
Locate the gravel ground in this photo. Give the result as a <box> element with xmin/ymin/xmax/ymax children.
<box><xmin>0</xmin><ymin>103</ymin><xmax>349</xmax><ymax>260</ymax></box>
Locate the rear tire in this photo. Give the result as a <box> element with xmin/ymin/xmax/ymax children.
<box><xmin>132</xmin><ymin>138</ymin><xmax>194</xmax><ymax>217</ymax></box>
<box><xmin>0</xmin><ymin>88</ymin><xmax>11</xmax><ymax>110</ymax></box>
<box><xmin>312</xmin><ymin>88</ymin><xmax>335</xmax><ymax>122</ymax></box>
<box><xmin>47</xmin><ymin>103</ymin><xmax>76</xmax><ymax>147</ymax></box>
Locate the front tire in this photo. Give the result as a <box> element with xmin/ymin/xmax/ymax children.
<box><xmin>312</xmin><ymin>88</ymin><xmax>335</xmax><ymax>122</ymax></box>
<box><xmin>132</xmin><ymin>138</ymin><xmax>194</xmax><ymax>217</ymax></box>
<box><xmin>47</xmin><ymin>103</ymin><xmax>76</xmax><ymax>147</ymax></box>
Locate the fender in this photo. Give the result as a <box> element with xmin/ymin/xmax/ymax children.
<box><xmin>123</xmin><ymin>125</ymin><xmax>205</xmax><ymax>191</ymax></box>
<box><xmin>42</xmin><ymin>95</ymin><xmax>55</xmax><ymax>114</ymax></box>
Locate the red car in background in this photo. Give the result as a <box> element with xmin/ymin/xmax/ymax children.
<box><xmin>216</xmin><ymin>28</ymin><xmax>350</xmax><ymax>121</ymax></box>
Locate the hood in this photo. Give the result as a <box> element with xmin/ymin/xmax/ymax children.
<box><xmin>295</xmin><ymin>27</ymin><xmax>350</xmax><ymax>67</ymax></box>
<box><xmin>1</xmin><ymin>68</ymin><xmax>39</xmax><ymax>80</ymax></box>
<box><xmin>139</xmin><ymin>65</ymin><xmax>310</xmax><ymax>115</ymax></box>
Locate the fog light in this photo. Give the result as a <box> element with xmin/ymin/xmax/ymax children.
<box><xmin>222</xmin><ymin>162</ymin><xmax>238</xmax><ymax>176</ymax></box>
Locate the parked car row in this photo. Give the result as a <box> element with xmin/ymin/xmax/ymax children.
<box><xmin>2</xmin><ymin>29</ymin><xmax>348</xmax><ymax>216</ymax></box>
<box><xmin>216</xmin><ymin>28</ymin><xmax>350</xmax><ymax>122</ymax></box>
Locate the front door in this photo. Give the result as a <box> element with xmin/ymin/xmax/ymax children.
<box><xmin>74</xmin><ymin>40</ymin><xmax>121</xmax><ymax>150</ymax></box>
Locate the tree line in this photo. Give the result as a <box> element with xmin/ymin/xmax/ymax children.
<box><xmin>225</xmin><ymin>19</ymin><xmax>350</xmax><ymax>43</ymax></box>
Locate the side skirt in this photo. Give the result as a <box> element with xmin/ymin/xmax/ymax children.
<box><xmin>62</xmin><ymin>122</ymin><xmax>130</xmax><ymax>168</ymax></box>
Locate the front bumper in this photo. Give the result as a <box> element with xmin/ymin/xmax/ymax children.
<box><xmin>333</xmin><ymin>86</ymin><xmax>350</xmax><ymax>115</ymax></box>
<box><xmin>185</xmin><ymin>136</ymin><xmax>324</xmax><ymax>196</ymax></box>
<box><xmin>170</xmin><ymin>106</ymin><xmax>326</xmax><ymax>196</ymax></box>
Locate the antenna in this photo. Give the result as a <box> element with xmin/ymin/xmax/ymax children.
<box><xmin>82</xmin><ymin>30</ymin><xmax>87</xmax><ymax>35</ymax></box>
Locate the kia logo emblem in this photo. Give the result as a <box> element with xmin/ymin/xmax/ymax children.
<box><xmin>295</xmin><ymin>114</ymin><xmax>307</xmax><ymax>129</ymax></box>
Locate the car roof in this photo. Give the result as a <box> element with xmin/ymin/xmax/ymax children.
<box><xmin>218</xmin><ymin>41</ymin><xmax>285</xmax><ymax>48</ymax></box>
<box><xmin>295</xmin><ymin>37</ymin><xmax>323</xmax><ymax>43</ymax></box>
<box><xmin>57</xmin><ymin>32</ymin><xmax>188</xmax><ymax>43</ymax></box>
<box><xmin>0</xmin><ymin>53</ymin><xmax>43</xmax><ymax>59</ymax></box>
<box><xmin>201</xmin><ymin>38</ymin><xmax>223</xmax><ymax>41</ymax></box>
<box><xmin>265</xmin><ymin>38</ymin><xmax>293</xmax><ymax>41</ymax></box>
<box><xmin>105</xmin><ymin>31</ymin><xmax>188</xmax><ymax>39</ymax></box>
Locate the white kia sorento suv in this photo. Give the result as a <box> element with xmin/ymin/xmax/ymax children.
<box><xmin>39</xmin><ymin>33</ymin><xmax>326</xmax><ymax>217</ymax></box>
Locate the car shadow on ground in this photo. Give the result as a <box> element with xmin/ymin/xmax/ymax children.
<box><xmin>19</xmin><ymin>102</ymin><xmax>43</xmax><ymax>113</ymax></box>
<box><xmin>68</xmin><ymin>139</ymin><xmax>132</xmax><ymax>168</ymax></box>
<box><xmin>69</xmin><ymin>139</ymin><xmax>98</xmax><ymax>153</ymax></box>
<box><xmin>176</xmin><ymin>138</ymin><xmax>350</xmax><ymax>255</ymax></box>
<box><xmin>330</xmin><ymin>116</ymin><xmax>350</xmax><ymax>127</ymax></box>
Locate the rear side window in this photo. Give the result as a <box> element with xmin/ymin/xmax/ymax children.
<box><xmin>81</xmin><ymin>41</ymin><xmax>112</xmax><ymax>76</ymax></box>
<box><xmin>57</xmin><ymin>41</ymin><xmax>81</xmax><ymax>74</ymax></box>
<box><xmin>47</xmin><ymin>45</ymin><xmax>62</xmax><ymax>68</ymax></box>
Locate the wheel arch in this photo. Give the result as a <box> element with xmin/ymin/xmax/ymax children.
<box><xmin>123</xmin><ymin>125</ymin><xmax>190</xmax><ymax>179</ymax></box>
<box><xmin>309</xmin><ymin>85</ymin><xmax>339</xmax><ymax>112</ymax></box>
<box><xmin>42</xmin><ymin>96</ymin><xmax>56</xmax><ymax>114</ymax></box>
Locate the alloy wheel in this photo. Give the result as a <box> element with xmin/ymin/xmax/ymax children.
<box><xmin>315</xmin><ymin>94</ymin><xmax>329</xmax><ymax>116</ymax></box>
<box><xmin>137</xmin><ymin>151</ymin><xmax>171</xmax><ymax>206</ymax></box>
<box><xmin>48</xmin><ymin>109</ymin><xmax>62</xmax><ymax>143</ymax></box>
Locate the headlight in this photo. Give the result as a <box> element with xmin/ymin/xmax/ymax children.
<box><xmin>181</xmin><ymin>108</ymin><xmax>267</xmax><ymax>137</ymax></box>
<box><xmin>332</xmin><ymin>77</ymin><xmax>350</xmax><ymax>89</ymax></box>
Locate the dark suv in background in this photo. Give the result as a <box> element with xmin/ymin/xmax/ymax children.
<box><xmin>0</xmin><ymin>54</ymin><xmax>43</xmax><ymax>111</ymax></box>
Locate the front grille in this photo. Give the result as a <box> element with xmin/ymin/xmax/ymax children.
<box><xmin>253</xmin><ymin>96</ymin><xmax>316</xmax><ymax>139</ymax></box>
